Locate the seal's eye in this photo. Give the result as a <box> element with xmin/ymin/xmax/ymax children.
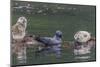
<box><xmin>84</xmin><ymin>35</ymin><xmax>87</xmax><ymax>37</ymax></box>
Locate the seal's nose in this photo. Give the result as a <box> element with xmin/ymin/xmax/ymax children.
<box><xmin>77</xmin><ymin>37</ymin><xmax>79</xmax><ymax>40</ymax></box>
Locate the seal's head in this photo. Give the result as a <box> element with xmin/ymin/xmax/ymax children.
<box><xmin>17</xmin><ymin>16</ymin><xmax>27</xmax><ymax>25</ymax></box>
<box><xmin>74</xmin><ymin>31</ymin><xmax>91</xmax><ymax>42</ymax></box>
